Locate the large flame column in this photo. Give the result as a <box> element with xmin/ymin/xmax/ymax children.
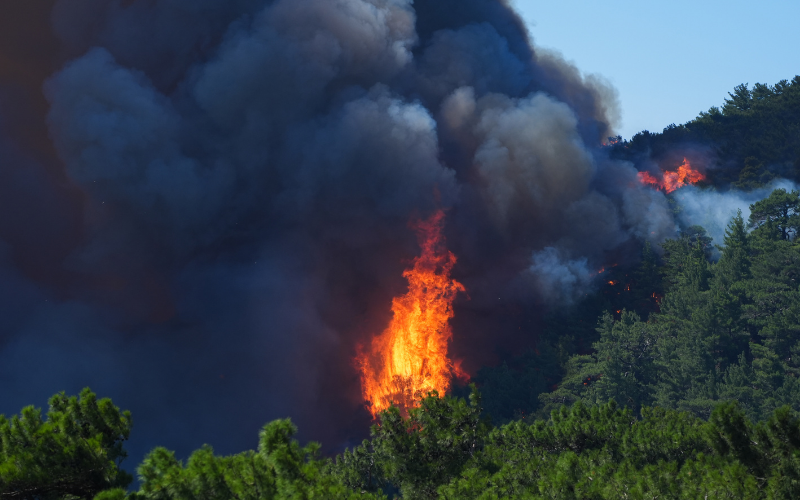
<box><xmin>358</xmin><ymin>210</ymin><xmax>465</xmax><ymax>417</ymax></box>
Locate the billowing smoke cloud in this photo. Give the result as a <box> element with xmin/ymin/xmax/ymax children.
<box><xmin>0</xmin><ymin>0</ymin><xmax>684</xmax><ymax>465</ymax></box>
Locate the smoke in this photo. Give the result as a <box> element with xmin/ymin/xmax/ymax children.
<box><xmin>524</xmin><ymin>247</ymin><xmax>595</xmax><ymax>306</ymax></box>
<box><xmin>674</xmin><ymin>178</ymin><xmax>800</xmax><ymax>246</ymax></box>
<box><xmin>0</xmin><ymin>0</ymin><xmax>687</xmax><ymax>466</ymax></box>
<box><xmin>622</xmin><ymin>185</ymin><xmax>678</xmax><ymax>246</ymax></box>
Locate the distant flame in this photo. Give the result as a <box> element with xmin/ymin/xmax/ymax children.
<box><xmin>637</xmin><ymin>158</ymin><xmax>705</xmax><ymax>193</ymax></box>
<box><xmin>357</xmin><ymin>210</ymin><xmax>465</xmax><ymax>418</ymax></box>
<box><xmin>637</xmin><ymin>171</ymin><xmax>661</xmax><ymax>189</ymax></box>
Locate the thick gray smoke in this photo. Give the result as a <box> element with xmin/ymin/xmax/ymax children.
<box><xmin>0</xmin><ymin>0</ymin><xmax>681</xmax><ymax>464</ymax></box>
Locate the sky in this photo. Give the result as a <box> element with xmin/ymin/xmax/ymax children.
<box><xmin>513</xmin><ymin>0</ymin><xmax>800</xmax><ymax>140</ymax></box>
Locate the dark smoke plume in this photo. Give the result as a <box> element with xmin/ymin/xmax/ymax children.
<box><xmin>0</xmin><ymin>0</ymin><xmax>678</xmax><ymax>464</ymax></box>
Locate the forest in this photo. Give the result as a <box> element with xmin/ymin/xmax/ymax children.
<box><xmin>4</xmin><ymin>78</ymin><xmax>800</xmax><ymax>499</ymax></box>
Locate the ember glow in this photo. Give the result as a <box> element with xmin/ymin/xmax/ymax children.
<box><xmin>358</xmin><ymin>210</ymin><xmax>466</xmax><ymax>418</ymax></box>
<box><xmin>637</xmin><ymin>158</ymin><xmax>705</xmax><ymax>193</ymax></box>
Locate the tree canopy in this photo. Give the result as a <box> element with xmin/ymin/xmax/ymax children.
<box><xmin>0</xmin><ymin>388</ymin><xmax>132</xmax><ymax>499</ymax></box>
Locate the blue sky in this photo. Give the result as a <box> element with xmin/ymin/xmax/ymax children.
<box><xmin>513</xmin><ymin>0</ymin><xmax>800</xmax><ymax>140</ymax></box>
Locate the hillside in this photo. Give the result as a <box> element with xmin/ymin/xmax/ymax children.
<box><xmin>5</xmin><ymin>78</ymin><xmax>800</xmax><ymax>499</ymax></box>
<box><xmin>609</xmin><ymin>76</ymin><xmax>800</xmax><ymax>188</ymax></box>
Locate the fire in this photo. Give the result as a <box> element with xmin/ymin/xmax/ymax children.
<box><xmin>637</xmin><ymin>171</ymin><xmax>661</xmax><ymax>189</ymax></box>
<box><xmin>357</xmin><ymin>210</ymin><xmax>466</xmax><ymax>418</ymax></box>
<box><xmin>637</xmin><ymin>158</ymin><xmax>705</xmax><ymax>193</ymax></box>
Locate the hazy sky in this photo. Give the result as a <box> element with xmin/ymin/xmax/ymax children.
<box><xmin>513</xmin><ymin>0</ymin><xmax>800</xmax><ymax>140</ymax></box>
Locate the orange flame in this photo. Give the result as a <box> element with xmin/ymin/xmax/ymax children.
<box><xmin>637</xmin><ymin>158</ymin><xmax>705</xmax><ymax>193</ymax></box>
<box><xmin>637</xmin><ymin>171</ymin><xmax>661</xmax><ymax>189</ymax></box>
<box><xmin>357</xmin><ymin>210</ymin><xmax>466</xmax><ymax>418</ymax></box>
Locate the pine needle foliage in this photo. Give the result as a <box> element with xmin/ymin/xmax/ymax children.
<box><xmin>0</xmin><ymin>388</ymin><xmax>132</xmax><ymax>500</ymax></box>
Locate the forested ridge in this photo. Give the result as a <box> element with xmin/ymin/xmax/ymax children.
<box><xmin>5</xmin><ymin>79</ymin><xmax>800</xmax><ymax>499</ymax></box>
<box><xmin>607</xmin><ymin>76</ymin><xmax>800</xmax><ymax>189</ymax></box>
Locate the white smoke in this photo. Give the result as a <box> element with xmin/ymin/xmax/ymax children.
<box><xmin>673</xmin><ymin>178</ymin><xmax>800</xmax><ymax>246</ymax></box>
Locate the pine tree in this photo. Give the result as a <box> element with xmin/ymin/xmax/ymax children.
<box><xmin>748</xmin><ymin>189</ymin><xmax>800</xmax><ymax>241</ymax></box>
<box><xmin>717</xmin><ymin>210</ymin><xmax>752</xmax><ymax>286</ymax></box>
<box><xmin>0</xmin><ymin>389</ymin><xmax>133</xmax><ymax>499</ymax></box>
<box><xmin>631</xmin><ymin>240</ymin><xmax>663</xmax><ymax>318</ymax></box>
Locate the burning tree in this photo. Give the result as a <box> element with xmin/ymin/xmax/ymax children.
<box><xmin>358</xmin><ymin>210</ymin><xmax>466</xmax><ymax>417</ymax></box>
